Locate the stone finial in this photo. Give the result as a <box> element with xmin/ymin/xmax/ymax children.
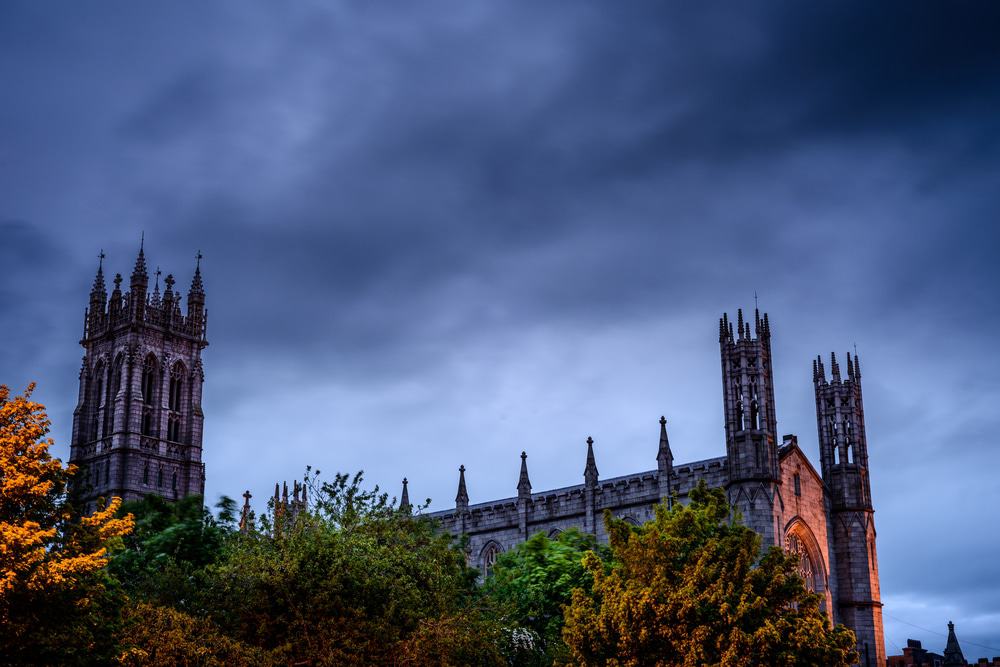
<box><xmin>943</xmin><ymin>620</ymin><xmax>966</xmax><ymax>666</ymax></box>
<box><xmin>189</xmin><ymin>251</ymin><xmax>205</xmax><ymax>296</ymax></box>
<box><xmin>239</xmin><ymin>489</ymin><xmax>252</xmax><ymax>534</ymax></box>
<box><xmin>517</xmin><ymin>451</ymin><xmax>532</xmax><ymax>498</ymax></box>
<box><xmin>853</xmin><ymin>351</ymin><xmax>861</xmax><ymax>380</ymax></box>
<box><xmin>399</xmin><ymin>477</ymin><xmax>411</xmax><ymax>512</ymax></box>
<box><xmin>657</xmin><ymin>416</ymin><xmax>673</xmax><ymax>467</ymax></box>
<box><xmin>584</xmin><ymin>437</ymin><xmax>598</xmax><ymax>486</ymax></box>
<box><xmin>455</xmin><ymin>465</ymin><xmax>469</xmax><ymax>510</ymax></box>
<box><xmin>737</xmin><ymin>308</ymin><xmax>744</xmax><ymax>340</ymax></box>
<box><xmin>830</xmin><ymin>351</ymin><xmax>841</xmax><ymax>382</ymax></box>
<box><xmin>91</xmin><ymin>250</ymin><xmax>107</xmax><ymax>296</ymax></box>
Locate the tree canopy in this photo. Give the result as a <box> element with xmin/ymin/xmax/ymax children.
<box><xmin>561</xmin><ymin>481</ymin><xmax>858</xmax><ymax>666</ymax></box>
<box><xmin>0</xmin><ymin>384</ymin><xmax>134</xmax><ymax>663</ymax></box>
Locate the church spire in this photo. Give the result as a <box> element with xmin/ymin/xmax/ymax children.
<box><xmin>657</xmin><ymin>415</ymin><xmax>673</xmax><ymax>467</ymax></box>
<box><xmin>399</xmin><ymin>478</ymin><xmax>411</xmax><ymax>512</ymax></box>
<box><xmin>129</xmin><ymin>236</ymin><xmax>149</xmax><ymax>320</ymax></box>
<box><xmin>91</xmin><ymin>250</ymin><xmax>107</xmax><ymax>296</ymax></box>
<box><xmin>943</xmin><ymin>621</ymin><xmax>966</xmax><ymax>666</ymax></box>
<box><xmin>187</xmin><ymin>251</ymin><xmax>206</xmax><ymax>336</ymax></box>
<box><xmin>455</xmin><ymin>465</ymin><xmax>469</xmax><ymax>510</ymax></box>
<box><xmin>657</xmin><ymin>416</ymin><xmax>674</xmax><ymax>506</ymax></box>
<box><xmin>517</xmin><ymin>451</ymin><xmax>531</xmax><ymax>499</ymax></box>
<box><xmin>583</xmin><ymin>437</ymin><xmax>598</xmax><ymax>486</ymax></box>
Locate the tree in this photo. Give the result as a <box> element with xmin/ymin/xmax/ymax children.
<box><xmin>561</xmin><ymin>482</ymin><xmax>858</xmax><ymax>667</ymax></box>
<box><xmin>197</xmin><ymin>471</ymin><xmax>484</xmax><ymax>666</ymax></box>
<box><xmin>0</xmin><ymin>383</ymin><xmax>134</xmax><ymax>663</ymax></box>
<box><xmin>116</xmin><ymin>602</ymin><xmax>275</xmax><ymax>667</ymax></box>
<box><xmin>483</xmin><ymin>528</ymin><xmax>608</xmax><ymax>664</ymax></box>
<box><xmin>111</xmin><ymin>493</ymin><xmax>234</xmax><ymax>608</ymax></box>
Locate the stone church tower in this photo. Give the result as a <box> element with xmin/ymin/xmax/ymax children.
<box><xmin>815</xmin><ymin>352</ymin><xmax>884</xmax><ymax>667</ymax></box>
<box><xmin>719</xmin><ymin>308</ymin><xmax>783</xmax><ymax>547</ymax></box>
<box><xmin>69</xmin><ymin>243</ymin><xmax>208</xmax><ymax>508</ymax></box>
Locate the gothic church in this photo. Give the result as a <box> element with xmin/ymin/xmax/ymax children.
<box><xmin>69</xmin><ymin>244</ymin><xmax>207</xmax><ymax>510</ymax></box>
<box><xmin>66</xmin><ymin>245</ymin><xmax>884</xmax><ymax>664</ymax></box>
<box><xmin>424</xmin><ymin>308</ymin><xmax>886</xmax><ymax>666</ymax></box>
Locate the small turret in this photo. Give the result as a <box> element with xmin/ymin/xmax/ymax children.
<box><xmin>187</xmin><ymin>251</ymin><xmax>205</xmax><ymax>336</ymax></box>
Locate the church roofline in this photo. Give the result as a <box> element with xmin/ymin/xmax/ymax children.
<box><xmin>426</xmin><ymin>454</ymin><xmax>727</xmax><ymax>519</ymax></box>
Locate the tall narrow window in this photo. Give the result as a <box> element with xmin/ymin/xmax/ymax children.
<box><xmin>92</xmin><ymin>362</ymin><xmax>105</xmax><ymax>440</ymax></box>
<box><xmin>105</xmin><ymin>459</ymin><xmax>111</xmax><ymax>488</ymax></box>
<box><xmin>172</xmin><ymin>470</ymin><xmax>178</xmax><ymax>493</ymax></box>
<box><xmin>749</xmin><ymin>379</ymin><xmax>760</xmax><ymax>430</ymax></box>
<box><xmin>734</xmin><ymin>380</ymin><xmax>745</xmax><ymax>430</ymax></box>
<box><xmin>142</xmin><ymin>409</ymin><xmax>153</xmax><ymax>436</ymax></box>
<box><xmin>168</xmin><ymin>362</ymin><xmax>184</xmax><ymax>412</ymax></box>
<box><xmin>143</xmin><ymin>463</ymin><xmax>149</xmax><ymax>485</ymax></box>
<box><xmin>141</xmin><ymin>356</ymin><xmax>157</xmax><ymax>403</ymax></box>
<box><xmin>481</xmin><ymin>543</ymin><xmax>501</xmax><ymax>578</ymax></box>
<box><xmin>157</xmin><ymin>467</ymin><xmax>163</xmax><ymax>488</ymax></box>
<box><xmin>794</xmin><ymin>473</ymin><xmax>801</xmax><ymax>496</ymax></box>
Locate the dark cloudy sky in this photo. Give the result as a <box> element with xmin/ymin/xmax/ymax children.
<box><xmin>2</xmin><ymin>1</ymin><xmax>999</xmax><ymax>656</ymax></box>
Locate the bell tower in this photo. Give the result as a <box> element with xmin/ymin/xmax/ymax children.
<box><xmin>814</xmin><ymin>352</ymin><xmax>884</xmax><ymax>666</ymax></box>
<box><xmin>719</xmin><ymin>308</ymin><xmax>783</xmax><ymax>546</ymax></box>
<box><xmin>70</xmin><ymin>244</ymin><xmax>208</xmax><ymax>509</ymax></box>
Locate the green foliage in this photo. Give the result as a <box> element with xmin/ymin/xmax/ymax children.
<box><xmin>194</xmin><ymin>470</ymin><xmax>483</xmax><ymax>665</ymax></box>
<box><xmin>483</xmin><ymin>528</ymin><xmax>609</xmax><ymax>664</ymax></box>
<box><xmin>111</xmin><ymin>494</ymin><xmax>233</xmax><ymax>609</ymax></box>
<box><xmin>561</xmin><ymin>481</ymin><xmax>859</xmax><ymax>667</ymax></box>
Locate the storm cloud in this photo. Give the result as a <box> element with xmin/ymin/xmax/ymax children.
<box><xmin>2</xmin><ymin>1</ymin><xmax>999</xmax><ymax>656</ymax></box>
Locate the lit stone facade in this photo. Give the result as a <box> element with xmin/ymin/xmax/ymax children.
<box><xmin>426</xmin><ymin>310</ymin><xmax>885</xmax><ymax>666</ymax></box>
<box><xmin>69</xmin><ymin>245</ymin><xmax>207</xmax><ymax>510</ymax></box>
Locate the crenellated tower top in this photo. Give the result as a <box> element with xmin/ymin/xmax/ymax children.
<box><xmin>81</xmin><ymin>246</ymin><xmax>208</xmax><ymax>344</ymax></box>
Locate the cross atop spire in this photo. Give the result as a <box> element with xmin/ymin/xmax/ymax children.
<box><xmin>657</xmin><ymin>415</ymin><xmax>673</xmax><ymax>466</ymax></box>
<box><xmin>91</xmin><ymin>250</ymin><xmax>107</xmax><ymax>295</ymax></box>
<box><xmin>189</xmin><ymin>251</ymin><xmax>204</xmax><ymax>295</ymax></box>
<box><xmin>399</xmin><ymin>477</ymin><xmax>411</xmax><ymax>512</ymax></box>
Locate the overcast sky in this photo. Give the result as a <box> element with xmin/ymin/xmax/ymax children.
<box><xmin>2</xmin><ymin>1</ymin><xmax>999</xmax><ymax>656</ymax></box>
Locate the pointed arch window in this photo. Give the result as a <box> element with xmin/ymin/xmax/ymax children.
<box><xmin>143</xmin><ymin>463</ymin><xmax>150</xmax><ymax>485</ymax></box>
<box><xmin>104</xmin><ymin>459</ymin><xmax>111</xmax><ymax>489</ymax></box>
<box><xmin>734</xmin><ymin>380</ymin><xmax>745</xmax><ymax>430</ymax></box>
<box><xmin>157</xmin><ymin>467</ymin><xmax>163</xmax><ymax>488</ymax></box>
<box><xmin>749</xmin><ymin>378</ymin><xmax>760</xmax><ymax>430</ymax></box>
<box><xmin>480</xmin><ymin>542</ymin><xmax>502</xmax><ymax>578</ymax></box>
<box><xmin>141</xmin><ymin>355</ymin><xmax>158</xmax><ymax>403</ymax></box>
<box><xmin>785</xmin><ymin>533</ymin><xmax>816</xmax><ymax>592</ymax></box>
<box><xmin>168</xmin><ymin>362</ymin><xmax>185</xmax><ymax>412</ymax></box>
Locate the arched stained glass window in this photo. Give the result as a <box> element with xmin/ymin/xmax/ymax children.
<box><xmin>785</xmin><ymin>533</ymin><xmax>816</xmax><ymax>592</ymax></box>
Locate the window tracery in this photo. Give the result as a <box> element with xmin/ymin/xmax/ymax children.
<box><xmin>785</xmin><ymin>533</ymin><xmax>816</xmax><ymax>591</ymax></box>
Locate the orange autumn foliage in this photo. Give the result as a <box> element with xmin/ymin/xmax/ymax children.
<box><xmin>0</xmin><ymin>383</ymin><xmax>134</xmax><ymax>620</ymax></box>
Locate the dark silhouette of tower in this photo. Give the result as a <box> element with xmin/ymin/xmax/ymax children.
<box><xmin>814</xmin><ymin>351</ymin><xmax>884</xmax><ymax>666</ymax></box>
<box><xmin>719</xmin><ymin>308</ymin><xmax>783</xmax><ymax>546</ymax></box>
<box><xmin>69</xmin><ymin>244</ymin><xmax>208</xmax><ymax>509</ymax></box>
